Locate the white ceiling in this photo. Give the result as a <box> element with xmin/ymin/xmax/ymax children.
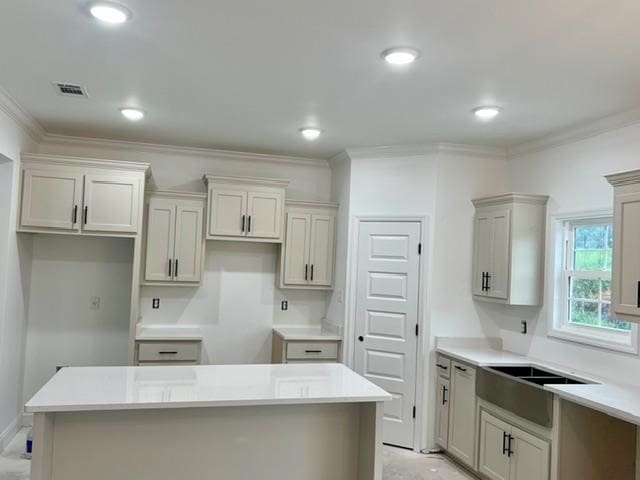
<box><xmin>2</xmin><ymin>0</ymin><xmax>640</xmax><ymax>158</ymax></box>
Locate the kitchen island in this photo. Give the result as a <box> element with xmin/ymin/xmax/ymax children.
<box><xmin>25</xmin><ymin>363</ymin><xmax>390</xmax><ymax>480</ymax></box>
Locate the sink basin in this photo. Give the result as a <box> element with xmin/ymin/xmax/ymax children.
<box><xmin>488</xmin><ymin>365</ymin><xmax>587</xmax><ymax>386</ymax></box>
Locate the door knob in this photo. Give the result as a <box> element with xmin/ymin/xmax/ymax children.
<box><xmin>358</xmin><ymin>336</ymin><xmax>364</xmax><ymax>342</ymax></box>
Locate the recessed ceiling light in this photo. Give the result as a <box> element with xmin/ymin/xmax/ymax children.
<box><xmin>120</xmin><ymin>108</ymin><xmax>145</xmax><ymax>121</ymax></box>
<box><xmin>300</xmin><ymin>127</ymin><xmax>322</xmax><ymax>140</ymax></box>
<box><xmin>381</xmin><ymin>47</ymin><xmax>420</xmax><ymax>66</ymax></box>
<box><xmin>300</xmin><ymin>127</ymin><xmax>322</xmax><ymax>141</ymax></box>
<box><xmin>473</xmin><ymin>106</ymin><xmax>502</xmax><ymax>120</ymax></box>
<box><xmin>89</xmin><ymin>2</ymin><xmax>131</xmax><ymax>24</ymax></box>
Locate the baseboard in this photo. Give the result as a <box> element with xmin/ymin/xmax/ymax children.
<box><xmin>0</xmin><ymin>416</ymin><xmax>20</xmax><ymax>452</ymax></box>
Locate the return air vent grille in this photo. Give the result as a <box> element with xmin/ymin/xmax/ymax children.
<box><xmin>54</xmin><ymin>83</ymin><xmax>88</xmax><ymax>98</ymax></box>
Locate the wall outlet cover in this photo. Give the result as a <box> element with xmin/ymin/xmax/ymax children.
<box><xmin>152</xmin><ymin>298</ymin><xmax>160</xmax><ymax>309</ymax></box>
<box><xmin>281</xmin><ymin>300</ymin><xmax>288</xmax><ymax>311</ymax></box>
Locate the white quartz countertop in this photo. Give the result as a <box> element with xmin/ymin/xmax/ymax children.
<box><xmin>135</xmin><ymin>325</ymin><xmax>203</xmax><ymax>341</ymax></box>
<box><xmin>272</xmin><ymin>326</ymin><xmax>342</xmax><ymax>341</ymax></box>
<box><xmin>25</xmin><ymin>363</ymin><xmax>390</xmax><ymax>413</ymax></box>
<box><xmin>437</xmin><ymin>344</ymin><xmax>640</xmax><ymax>426</ymax></box>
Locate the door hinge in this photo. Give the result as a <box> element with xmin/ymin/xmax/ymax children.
<box><xmin>418</xmin><ymin>243</ymin><xmax>422</xmax><ymax>255</ymax></box>
<box><xmin>415</xmin><ymin>324</ymin><xmax>419</xmax><ymax>336</ymax></box>
<box><xmin>412</xmin><ymin>406</ymin><xmax>416</xmax><ymax>418</ymax></box>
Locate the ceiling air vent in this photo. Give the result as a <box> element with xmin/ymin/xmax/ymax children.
<box><xmin>54</xmin><ymin>82</ymin><xmax>88</xmax><ymax>98</ymax></box>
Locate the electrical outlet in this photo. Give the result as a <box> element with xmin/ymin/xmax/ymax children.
<box><xmin>521</xmin><ymin>321</ymin><xmax>528</xmax><ymax>334</ymax></box>
<box><xmin>281</xmin><ymin>300</ymin><xmax>288</xmax><ymax>311</ymax></box>
<box><xmin>90</xmin><ymin>296</ymin><xmax>101</xmax><ymax>310</ymax></box>
<box><xmin>152</xmin><ymin>298</ymin><xmax>160</xmax><ymax>309</ymax></box>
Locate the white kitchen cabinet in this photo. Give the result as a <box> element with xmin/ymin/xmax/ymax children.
<box><xmin>19</xmin><ymin>154</ymin><xmax>149</xmax><ymax>236</ymax></box>
<box><xmin>143</xmin><ymin>191</ymin><xmax>206</xmax><ymax>285</ymax></box>
<box><xmin>204</xmin><ymin>175</ymin><xmax>288</xmax><ymax>243</ymax></box>
<box><xmin>448</xmin><ymin>361</ymin><xmax>477</xmax><ymax>469</ymax></box>
<box><xmin>479</xmin><ymin>410</ymin><xmax>550</xmax><ymax>480</ymax></box>
<box><xmin>435</xmin><ymin>375</ymin><xmax>450</xmax><ymax>449</ymax></box>
<box><xmin>279</xmin><ymin>201</ymin><xmax>337</xmax><ymax>290</ymax></box>
<box><xmin>606</xmin><ymin>170</ymin><xmax>640</xmax><ymax>322</ymax></box>
<box><xmin>472</xmin><ymin>194</ymin><xmax>548</xmax><ymax>306</ymax></box>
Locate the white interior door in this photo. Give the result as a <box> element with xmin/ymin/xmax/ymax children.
<box><xmin>283</xmin><ymin>213</ymin><xmax>311</xmax><ymax>285</ymax></box>
<box><xmin>174</xmin><ymin>202</ymin><xmax>204</xmax><ymax>282</ymax></box>
<box><xmin>83</xmin><ymin>174</ymin><xmax>140</xmax><ymax>233</ymax></box>
<box><xmin>144</xmin><ymin>199</ymin><xmax>176</xmax><ymax>282</ymax></box>
<box><xmin>309</xmin><ymin>214</ymin><xmax>335</xmax><ymax>286</ymax></box>
<box><xmin>20</xmin><ymin>168</ymin><xmax>83</xmax><ymax>231</ymax></box>
<box><xmin>209</xmin><ymin>188</ymin><xmax>247</xmax><ymax>237</ymax></box>
<box><xmin>246</xmin><ymin>191</ymin><xmax>283</xmax><ymax>239</ymax></box>
<box><xmin>354</xmin><ymin>220</ymin><xmax>421</xmax><ymax>448</ymax></box>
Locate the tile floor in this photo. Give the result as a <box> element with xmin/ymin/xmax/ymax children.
<box><xmin>0</xmin><ymin>428</ymin><xmax>476</xmax><ymax>480</ymax></box>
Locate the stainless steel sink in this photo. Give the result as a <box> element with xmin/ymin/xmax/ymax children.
<box><xmin>476</xmin><ymin>365</ymin><xmax>590</xmax><ymax>428</ymax></box>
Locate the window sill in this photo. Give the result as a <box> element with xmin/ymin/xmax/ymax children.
<box><xmin>548</xmin><ymin>324</ymin><xmax>639</xmax><ymax>355</ymax></box>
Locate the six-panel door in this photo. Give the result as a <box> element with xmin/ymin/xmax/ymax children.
<box><xmin>20</xmin><ymin>168</ymin><xmax>83</xmax><ymax>231</ymax></box>
<box><xmin>612</xmin><ymin>191</ymin><xmax>640</xmax><ymax>318</ymax></box>
<box><xmin>308</xmin><ymin>214</ymin><xmax>335</xmax><ymax>286</ymax></box>
<box><xmin>173</xmin><ymin>202</ymin><xmax>204</xmax><ymax>282</ymax></box>
<box><xmin>246</xmin><ymin>191</ymin><xmax>283</xmax><ymax>239</ymax></box>
<box><xmin>83</xmin><ymin>174</ymin><xmax>140</xmax><ymax>233</ymax></box>
<box><xmin>209</xmin><ymin>188</ymin><xmax>247</xmax><ymax>237</ymax></box>
<box><xmin>283</xmin><ymin>213</ymin><xmax>311</xmax><ymax>285</ymax></box>
<box><xmin>144</xmin><ymin>198</ymin><xmax>176</xmax><ymax>282</ymax></box>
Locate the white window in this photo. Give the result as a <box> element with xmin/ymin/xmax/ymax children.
<box><xmin>550</xmin><ymin>215</ymin><xmax>638</xmax><ymax>353</ymax></box>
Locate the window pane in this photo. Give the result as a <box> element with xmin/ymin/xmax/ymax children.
<box><xmin>569</xmin><ymin>300</ymin><xmax>599</xmax><ymax>327</ymax></box>
<box><xmin>573</xmin><ymin>249</ymin><xmax>612</xmax><ymax>271</ymax></box>
<box><xmin>574</xmin><ymin>225</ymin><xmax>607</xmax><ymax>249</ymax></box>
<box><xmin>601</xmin><ymin>280</ymin><xmax>611</xmax><ymax>302</ymax></box>
<box><xmin>601</xmin><ymin>303</ymin><xmax>632</xmax><ymax>331</ymax></box>
<box><xmin>570</xmin><ymin>278</ymin><xmax>599</xmax><ymax>300</ymax></box>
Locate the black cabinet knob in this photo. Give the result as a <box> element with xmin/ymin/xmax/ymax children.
<box><xmin>358</xmin><ymin>336</ymin><xmax>364</xmax><ymax>342</ymax></box>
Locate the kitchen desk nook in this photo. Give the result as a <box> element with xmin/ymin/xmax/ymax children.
<box><xmin>25</xmin><ymin>363</ymin><xmax>390</xmax><ymax>480</ymax></box>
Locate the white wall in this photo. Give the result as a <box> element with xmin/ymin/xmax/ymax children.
<box><xmin>0</xmin><ymin>105</ymin><xmax>37</xmax><ymax>445</ymax></box>
<box><xmin>36</xmin><ymin>138</ymin><xmax>333</xmax><ymax>365</ymax></box>
<box><xmin>503</xmin><ymin>124</ymin><xmax>640</xmax><ymax>386</ymax></box>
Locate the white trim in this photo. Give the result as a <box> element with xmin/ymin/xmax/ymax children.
<box><xmin>0</xmin><ymin>416</ymin><xmax>21</xmax><ymax>452</ymax></box>
<box><xmin>345</xmin><ymin>214</ymin><xmax>430</xmax><ymax>452</ymax></box>
<box><xmin>22</xmin><ymin>153</ymin><xmax>151</xmax><ymax>175</ymax></box>
<box><xmin>0</xmin><ymin>84</ymin><xmax>45</xmax><ymax>142</ymax></box>
<box><xmin>509</xmin><ymin>106</ymin><xmax>640</xmax><ymax>158</ymax></box>
<box><xmin>40</xmin><ymin>133</ymin><xmax>330</xmax><ymax>168</ymax></box>
<box><xmin>345</xmin><ymin>143</ymin><xmax>506</xmax><ymax>160</ymax></box>
<box><xmin>547</xmin><ymin>211</ymin><xmax>639</xmax><ymax>355</ymax></box>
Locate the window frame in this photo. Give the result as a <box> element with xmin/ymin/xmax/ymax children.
<box><xmin>549</xmin><ymin>211</ymin><xmax>638</xmax><ymax>354</ymax></box>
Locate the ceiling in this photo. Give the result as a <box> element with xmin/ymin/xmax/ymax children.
<box><xmin>2</xmin><ymin>0</ymin><xmax>640</xmax><ymax>158</ymax></box>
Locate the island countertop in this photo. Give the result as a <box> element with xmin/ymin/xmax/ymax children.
<box><xmin>25</xmin><ymin>363</ymin><xmax>390</xmax><ymax>413</ymax></box>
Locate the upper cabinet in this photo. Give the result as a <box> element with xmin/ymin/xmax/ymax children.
<box><xmin>279</xmin><ymin>201</ymin><xmax>337</xmax><ymax>290</ymax></box>
<box><xmin>143</xmin><ymin>191</ymin><xmax>206</xmax><ymax>286</ymax></box>
<box><xmin>203</xmin><ymin>175</ymin><xmax>289</xmax><ymax>243</ymax></box>
<box><xmin>606</xmin><ymin>170</ymin><xmax>640</xmax><ymax>322</ymax></box>
<box><xmin>472</xmin><ymin>194</ymin><xmax>549</xmax><ymax>306</ymax></box>
<box><xmin>19</xmin><ymin>154</ymin><xmax>149</xmax><ymax>236</ymax></box>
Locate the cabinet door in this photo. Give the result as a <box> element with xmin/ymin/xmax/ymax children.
<box><xmin>509</xmin><ymin>426</ymin><xmax>550</xmax><ymax>480</ymax></box>
<box><xmin>309</xmin><ymin>214</ymin><xmax>335</xmax><ymax>286</ymax></box>
<box><xmin>435</xmin><ymin>376</ymin><xmax>450</xmax><ymax>449</ymax></box>
<box><xmin>473</xmin><ymin>214</ymin><xmax>493</xmax><ymax>296</ymax></box>
<box><xmin>209</xmin><ymin>188</ymin><xmax>247</xmax><ymax>237</ymax></box>
<box><xmin>478</xmin><ymin>410</ymin><xmax>511</xmax><ymax>480</ymax></box>
<box><xmin>246</xmin><ymin>191</ymin><xmax>283</xmax><ymax>239</ymax></box>
<box><xmin>612</xmin><ymin>192</ymin><xmax>640</xmax><ymax>317</ymax></box>
<box><xmin>448</xmin><ymin>362</ymin><xmax>477</xmax><ymax>468</ymax></box>
<box><xmin>174</xmin><ymin>202</ymin><xmax>204</xmax><ymax>283</ymax></box>
<box><xmin>144</xmin><ymin>199</ymin><xmax>176</xmax><ymax>282</ymax></box>
<box><xmin>487</xmin><ymin>210</ymin><xmax>511</xmax><ymax>300</ymax></box>
<box><xmin>283</xmin><ymin>213</ymin><xmax>311</xmax><ymax>285</ymax></box>
<box><xmin>83</xmin><ymin>174</ymin><xmax>140</xmax><ymax>233</ymax></box>
<box><xmin>20</xmin><ymin>168</ymin><xmax>83</xmax><ymax>231</ymax></box>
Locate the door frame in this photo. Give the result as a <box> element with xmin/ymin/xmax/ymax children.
<box><xmin>344</xmin><ymin>215</ymin><xmax>430</xmax><ymax>452</ymax></box>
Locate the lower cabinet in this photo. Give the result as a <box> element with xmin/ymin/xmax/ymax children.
<box><xmin>448</xmin><ymin>361</ymin><xmax>477</xmax><ymax>468</ymax></box>
<box><xmin>479</xmin><ymin>410</ymin><xmax>550</xmax><ymax>480</ymax></box>
<box><xmin>435</xmin><ymin>375</ymin><xmax>450</xmax><ymax>448</ymax></box>
<box><xmin>135</xmin><ymin>340</ymin><xmax>202</xmax><ymax>365</ymax></box>
<box><xmin>271</xmin><ymin>337</ymin><xmax>340</xmax><ymax>363</ymax></box>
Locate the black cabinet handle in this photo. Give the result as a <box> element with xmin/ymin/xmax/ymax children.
<box><xmin>637</xmin><ymin>281</ymin><xmax>640</xmax><ymax>308</ymax></box>
<box><xmin>174</xmin><ymin>259</ymin><xmax>178</xmax><ymax>278</ymax></box>
<box><xmin>304</xmin><ymin>264</ymin><xmax>308</xmax><ymax>281</ymax></box>
<box><xmin>158</xmin><ymin>351</ymin><xmax>178</xmax><ymax>355</ymax></box>
<box><xmin>486</xmin><ymin>273</ymin><xmax>492</xmax><ymax>291</ymax></box>
<box><xmin>442</xmin><ymin>385</ymin><xmax>448</xmax><ymax>405</ymax></box>
<box><xmin>507</xmin><ymin>434</ymin><xmax>514</xmax><ymax>457</ymax></box>
<box><xmin>168</xmin><ymin>259</ymin><xmax>172</xmax><ymax>278</ymax></box>
<box><xmin>502</xmin><ymin>432</ymin><xmax>509</xmax><ymax>455</ymax></box>
<box><xmin>241</xmin><ymin>215</ymin><xmax>245</xmax><ymax>232</ymax></box>
<box><xmin>305</xmin><ymin>350</ymin><xmax>322</xmax><ymax>353</ymax></box>
<box><xmin>481</xmin><ymin>272</ymin><xmax>486</xmax><ymax>291</ymax></box>
<box><xmin>83</xmin><ymin>206</ymin><xmax>88</xmax><ymax>225</ymax></box>
<box><xmin>310</xmin><ymin>264</ymin><xmax>314</xmax><ymax>281</ymax></box>
<box><xmin>247</xmin><ymin>216</ymin><xmax>251</xmax><ymax>233</ymax></box>
<box><xmin>72</xmin><ymin>205</ymin><xmax>78</xmax><ymax>224</ymax></box>
<box><xmin>454</xmin><ymin>365</ymin><xmax>467</xmax><ymax>372</ymax></box>
<box><xmin>358</xmin><ymin>336</ymin><xmax>364</xmax><ymax>342</ymax></box>
<box><xmin>436</xmin><ymin>363</ymin><xmax>448</xmax><ymax>370</ymax></box>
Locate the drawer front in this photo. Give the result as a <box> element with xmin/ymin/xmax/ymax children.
<box><xmin>435</xmin><ymin>355</ymin><xmax>451</xmax><ymax>378</ymax></box>
<box><xmin>286</xmin><ymin>341</ymin><xmax>339</xmax><ymax>360</ymax></box>
<box><xmin>137</xmin><ymin>341</ymin><xmax>201</xmax><ymax>362</ymax></box>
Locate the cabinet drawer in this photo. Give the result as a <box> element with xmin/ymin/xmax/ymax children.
<box><xmin>137</xmin><ymin>341</ymin><xmax>201</xmax><ymax>362</ymax></box>
<box><xmin>435</xmin><ymin>355</ymin><xmax>451</xmax><ymax>378</ymax></box>
<box><xmin>286</xmin><ymin>342</ymin><xmax>338</xmax><ymax>360</ymax></box>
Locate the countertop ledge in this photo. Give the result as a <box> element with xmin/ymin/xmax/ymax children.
<box><xmin>25</xmin><ymin>363</ymin><xmax>389</xmax><ymax>413</ymax></box>
<box><xmin>272</xmin><ymin>326</ymin><xmax>342</xmax><ymax>341</ymax></box>
<box><xmin>437</xmin><ymin>345</ymin><xmax>640</xmax><ymax>426</ymax></box>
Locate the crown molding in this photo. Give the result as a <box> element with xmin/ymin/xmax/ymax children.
<box><xmin>286</xmin><ymin>199</ymin><xmax>339</xmax><ymax>209</ymax></box>
<box><xmin>0</xmin><ymin>85</ymin><xmax>45</xmax><ymax>143</ymax></box>
<box><xmin>606</xmin><ymin>169</ymin><xmax>640</xmax><ymax>187</ymax></box>
<box><xmin>203</xmin><ymin>174</ymin><xmax>289</xmax><ymax>188</ymax></box>
<box><xmin>345</xmin><ymin>142</ymin><xmax>506</xmax><ymax>160</ymax></box>
<box><xmin>145</xmin><ymin>189</ymin><xmax>207</xmax><ymax>200</ymax></box>
<box><xmin>508</xmin><ymin>107</ymin><xmax>640</xmax><ymax>158</ymax></box>
<box><xmin>471</xmin><ymin>193</ymin><xmax>550</xmax><ymax>207</ymax></box>
<box><xmin>328</xmin><ymin>150</ymin><xmax>351</xmax><ymax>167</ymax></box>
<box><xmin>39</xmin><ymin>133</ymin><xmax>330</xmax><ymax>169</ymax></box>
<box><xmin>22</xmin><ymin>153</ymin><xmax>151</xmax><ymax>176</ymax></box>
